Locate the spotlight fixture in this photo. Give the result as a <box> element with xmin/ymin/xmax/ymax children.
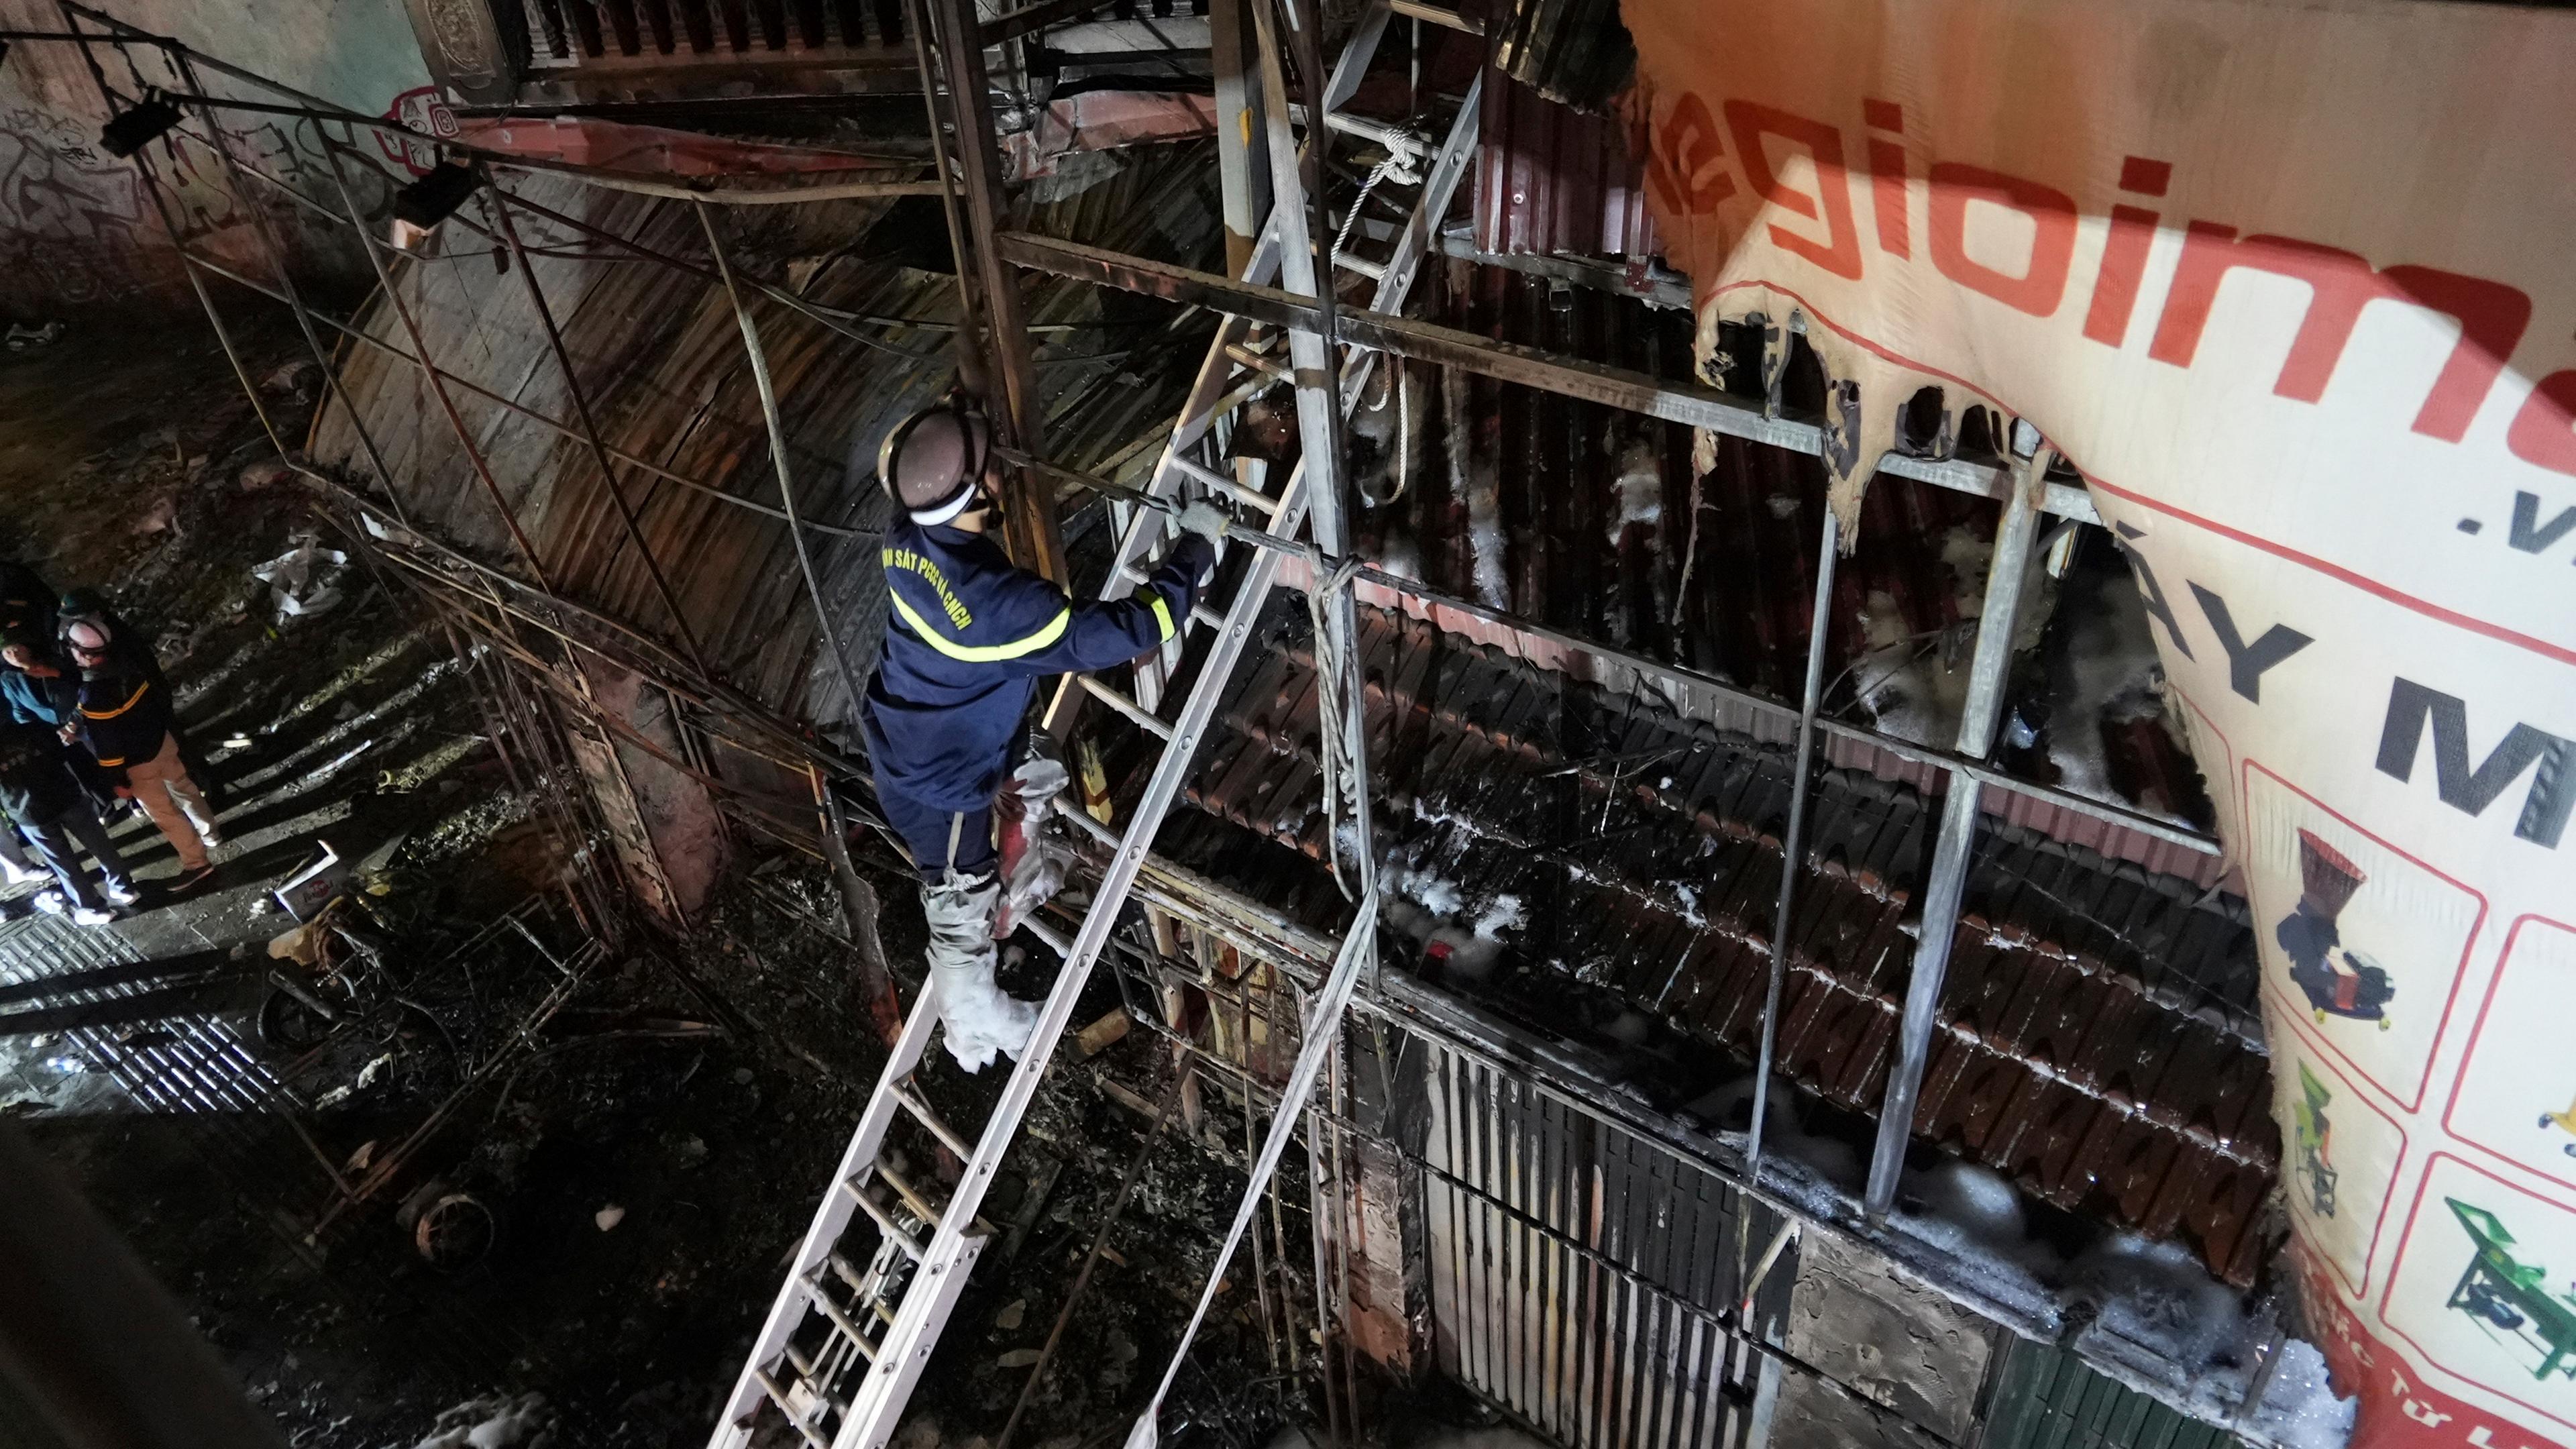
<box><xmin>388</xmin><ymin>160</ymin><xmax>481</xmax><ymax>250</ymax></box>
<box><xmin>98</xmin><ymin>95</ymin><xmax>182</xmax><ymax>160</ymax></box>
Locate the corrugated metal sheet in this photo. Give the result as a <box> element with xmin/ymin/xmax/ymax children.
<box><xmin>1474</xmin><ymin>68</ymin><xmax>1660</xmax><ymax>258</ymax></box>
<box><xmin>1981</xmin><ymin>1338</ymin><xmax>2241</xmax><ymax>1449</ymax></box>
<box><xmin>1416</xmin><ymin>1028</ymin><xmax>1774</xmax><ymax>1449</ymax></box>
<box><xmin>1148</xmin><ymin>602</ymin><xmax>2275</xmax><ymax>1285</ymax></box>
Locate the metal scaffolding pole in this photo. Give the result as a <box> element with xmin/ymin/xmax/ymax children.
<box><xmin>1248</xmin><ymin>0</ymin><xmax>1376</xmax><ymax>904</ymax></box>
<box><xmin>319</xmin><ymin>132</ymin><xmax>558</xmax><ymax>590</ymax></box>
<box><xmin>925</xmin><ymin>0</ymin><xmax>1063</xmax><ymax>584</ymax></box>
<box><xmin>157</xmin><ymin>48</ymin><xmax>410</xmax><ymax>518</ymax></box>
<box><xmin>485</xmin><ymin>182</ymin><xmax>714</xmax><ymax>675</ymax></box>
<box><xmin>1743</xmin><ymin>505</ymin><xmax>1839</xmax><ymax>1194</ymax></box>
<box><xmin>1862</xmin><ymin>436</ymin><xmax>2055</xmax><ymax>1220</ymax></box>
<box><xmin>902</xmin><ymin>0</ymin><xmax>993</xmax><ymax>396</ymax></box>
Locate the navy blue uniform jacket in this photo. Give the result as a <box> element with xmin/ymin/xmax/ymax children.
<box><xmin>863</xmin><ymin>518</ymin><xmax>1213</xmax><ymax>813</ymax></box>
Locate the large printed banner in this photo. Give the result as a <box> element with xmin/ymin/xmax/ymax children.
<box><xmin>1616</xmin><ymin>2</ymin><xmax>2576</xmax><ymax>1446</ymax></box>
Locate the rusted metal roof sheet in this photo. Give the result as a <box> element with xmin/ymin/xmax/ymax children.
<box><xmin>1472</xmin><ymin>68</ymin><xmax>1658</xmax><ymax>259</ymax></box>
<box><xmin>1150</xmin><ymin>602</ymin><xmax>2275</xmax><ymax>1285</ymax></box>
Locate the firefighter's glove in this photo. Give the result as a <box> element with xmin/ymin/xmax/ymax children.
<box><xmin>1177</xmin><ymin>500</ymin><xmax>1231</xmax><ymax>544</ymax></box>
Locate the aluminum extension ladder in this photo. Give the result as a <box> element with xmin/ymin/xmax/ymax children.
<box><xmin>707</xmin><ymin>17</ymin><xmax>1478</xmax><ymax>1448</ymax></box>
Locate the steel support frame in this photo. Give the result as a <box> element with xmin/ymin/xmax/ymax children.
<box><xmin>994</xmin><ymin>235</ymin><xmax>2104</xmax><ymax>523</ymax></box>
<box><xmin>923</xmin><ymin>0</ymin><xmax>1065</xmax><ymax>584</ymax></box>
<box><xmin>1862</xmin><ymin>441</ymin><xmax>2055</xmax><ymax>1218</ymax></box>
<box><xmin>35</xmin><ymin>14</ymin><xmax>919</xmax><ymax>898</ymax></box>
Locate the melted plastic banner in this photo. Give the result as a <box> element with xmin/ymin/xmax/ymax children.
<box><xmin>1617</xmin><ymin>1</ymin><xmax>2576</xmax><ymax>1445</ymax></box>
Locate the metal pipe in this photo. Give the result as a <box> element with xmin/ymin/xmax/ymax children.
<box><xmin>927</xmin><ymin>0</ymin><xmax>1062</xmax><ymax>582</ymax></box>
<box><xmin>485</xmin><ymin>182</ymin><xmax>712</xmax><ymax>672</ymax></box>
<box><xmin>159</xmin><ymin>73</ymin><xmax>411</xmax><ymax>517</ymax></box>
<box><xmin>1743</xmin><ymin>506</ymin><xmax>1839</xmax><ymax>1194</ymax></box>
<box><xmin>1862</xmin><ymin>443</ymin><xmax>2054</xmax><ymax>1220</ymax></box>
<box><xmin>693</xmin><ymin>201</ymin><xmax>874</xmax><ymax>724</ymax></box>
<box><xmin>903</xmin><ymin>0</ymin><xmax>992</xmax><ymax>395</ymax></box>
<box><xmin>996</xmin><ymin>233</ymin><xmax>2104</xmax><ymax>523</ymax></box>
<box><xmin>319</xmin><ymin>133</ymin><xmax>557</xmax><ymax>589</ymax></box>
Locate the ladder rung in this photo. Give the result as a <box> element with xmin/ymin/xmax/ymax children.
<box><xmin>1021</xmin><ymin>915</ymin><xmax>1071</xmax><ymax>957</ymax></box>
<box><xmin>1334</xmin><ymin>251</ymin><xmax>1387</xmax><ymax>282</ymax></box>
<box><xmin>1079</xmin><ymin>675</ymin><xmax>1175</xmax><ymax>740</ymax></box>
<box><xmin>1056</xmin><ymin>792</ymin><xmax>1118</xmax><ymax>847</ymax></box>
<box><xmin>826</xmin><ymin>1249</ymin><xmax>873</xmax><ymax>1295</ymax></box>
<box><xmin>840</xmin><ymin>1177</ymin><xmax>926</xmax><ymax>1260</ymax></box>
<box><xmin>892</xmin><ymin>1082</ymin><xmax>974</xmax><ymax>1160</ymax></box>
<box><xmin>1118</xmin><ymin>565</ymin><xmax>1227</xmax><ymax>631</ymax></box>
<box><xmin>799</xmin><ymin>1272</ymin><xmax>882</xmax><ymax>1362</ymax></box>
<box><xmin>753</xmin><ymin>1366</ymin><xmax>834</xmax><ymax>1449</ymax></box>
<box><xmin>1172</xmin><ymin>457</ymin><xmax>1281</xmax><ymax>515</ymax></box>
<box><xmin>875</xmin><ymin>1158</ymin><xmax>943</xmax><ymax>1225</ymax></box>
<box><xmin>1224</xmin><ymin>343</ymin><xmax>1287</xmax><ymax>378</ymax></box>
<box><xmin>1291</xmin><ymin>104</ymin><xmax>1430</xmax><ymax>159</ymax></box>
<box><xmin>784</xmin><ymin>1339</ymin><xmax>818</xmax><ymax>1380</ymax></box>
<box><xmin>1387</xmin><ymin>0</ymin><xmax>1482</xmax><ymax>34</ymax></box>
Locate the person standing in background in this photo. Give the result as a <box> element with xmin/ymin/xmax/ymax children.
<box><xmin>62</xmin><ymin>613</ymin><xmax>219</xmax><ymax>892</ymax></box>
<box><xmin>0</xmin><ymin>717</ymin><xmax>136</xmax><ymax>924</ymax></box>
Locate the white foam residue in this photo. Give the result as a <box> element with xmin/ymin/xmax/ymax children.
<box><xmin>412</xmin><ymin>1393</ymin><xmax>551</xmax><ymax>1449</ymax></box>
<box><xmin>1606</xmin><ymin>439</ymin><xmax>1664</xmax><ymax>545</ymax></box>
<box><xmin>2072</xmin><ymin>1232</ymin><xmax>2246</xmax><ymax>1369</ymax></box>
<box><xmin>2048</xmin><ymin>571</ymin><xmax>2187</xmax><ymax>822</ymax></box>
<box><xmin>1446</xmin><ymin>366</ymin><xmax>1508</xmax><ymax>607</ymax></box>
<box><xmin>1472</xmin><ymin>894</ymin><xmax>1525</xmax><ymax>941</ymax></box>
<box><xmin>1673</xmin><ymin>883</ymin><xmax>1705</xmax><ymax>928</ymax></box>
<box><xmin>2243</xmin><ymin>1339</ymin><xmax>2357</xmax><ymax>1449</ymax></box>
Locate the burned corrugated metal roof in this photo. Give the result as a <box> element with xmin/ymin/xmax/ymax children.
<box><xmin>1139</xmin><ymin>601</ymin><xmax>2274</xmax><ymax>1286</ymax></box>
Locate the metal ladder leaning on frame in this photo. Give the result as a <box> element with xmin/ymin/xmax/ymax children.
<box><xmin>708</xmin><ymin>13</ymin><xmax>1479</xmax><ymax>1447</ymax></box>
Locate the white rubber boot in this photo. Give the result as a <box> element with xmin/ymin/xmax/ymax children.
<box><xmin>922</xmin><ymin>871</ymin><xmax>1038</xmax><ymax>1073</ymax></box>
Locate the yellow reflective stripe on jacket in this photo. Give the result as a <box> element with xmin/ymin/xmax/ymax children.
<box><xmin>80</xmin><ymin>680</ymin><xmax>150</xmax><ymax>720</ymax></box>
<box><xmin>1149</xmin><ymin>596</ymin><xmax>1175</xmax><ymax>643</ymax></box>
<box><xmin>888</xmin><ymin>588</ymin><xmax>1070</xmax><ymax>663</ymax></box>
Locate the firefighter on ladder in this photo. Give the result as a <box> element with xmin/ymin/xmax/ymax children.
<box><xmin>863</xmin><ymin>397</ymin><xmax>1228</xmax><ymax>1072</ymax></box>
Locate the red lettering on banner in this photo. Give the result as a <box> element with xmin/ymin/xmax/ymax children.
<box><xmin>2081</xmin><ymin>158</ymin><xmax>2171</xmax><ymax>346</ymax></box>
<box><xmin>2506</xmin><ymin>371</ymin><xmax>2576</xmax><ymax>478</ymax></box>
<box><xmin>1863</xmin><ymin>99</ymin><xmax>1909</xmax><ymax>258</ymax></box>
<box><xmin>1649</xmin><ymin>93</ymin><xmax>1737</xmax><ymax>217</ymax></box>
<box><xmin>2150</xmin><ymin>224</ymin><xmax>2531</xmax><ymax>439</ymax></box>
<box><xmin>1927</xmin><ymin>162</ymin><xmax>2077</xmax><ymax>316</ymax></box>
<box><xmin>1721</xmin><ymin>101</ymin><xmax>1864</xmax><ymax>280</ymax></box>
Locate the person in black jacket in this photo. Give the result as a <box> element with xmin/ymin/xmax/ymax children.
<box><xmin>0</xmin><ymin>718</ymin><xmax>136</xmax><ymax>924</ymax></box>
<box><xmin>64</xmin><ymin>614</ymin><xmax>219</xmax><ymax>892</ymax></box>
<box><xmin>0</xmin><ymin>556</ymin><xmax>56</xmax><ymax>649</ymax></box>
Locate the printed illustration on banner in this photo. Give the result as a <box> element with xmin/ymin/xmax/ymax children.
<box><xmin>2385</xmin><ymin>1157</ymin><xmax>2576</xmax><ymax>1425</ymax></box>
<box><xmin>2247</xmin><ymin>767</ymin><xmax>2485</xmax><ymax>1110</ymax></box>
<box><xmin>2277</xmin><ymin>1038</ymin><xmax>2408</xmax><ymax>1298</ymax></box>
<box><xmin>2449</xmin><ymin>918</ymin><xmax>2576</xmax><ymax>1193</ymax></box>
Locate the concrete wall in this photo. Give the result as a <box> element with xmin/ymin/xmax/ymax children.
<box><xmin>1784</xmin><ymin>1231</ymin><xmax>2004</xmax><ymax>1447</ymax></box>
<box><xmin>0</xmin><ymin>0</ymin><xmax>429</xmax><ymax>315</ymax></box>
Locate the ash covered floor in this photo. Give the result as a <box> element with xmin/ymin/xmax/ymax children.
<box><xmin>0</xmin><ymin>317</ymin><xmax>1383</xmax><ymax>1449</ymax></box>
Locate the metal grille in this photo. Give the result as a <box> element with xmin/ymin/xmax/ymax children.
<box><xmin>1980</xmin><ymin>1339</ymin><xmax>2239</xmax><ymax>1449</ymax></box>
<box><xmin>0</xmin><ymin>912</ymin><xmax>301</xmax><ymax>1124</ymax></box>
<box><xmin>1417</xmin><ymin>1033</ymin><xmax>1760</xmax><ymax>1449</ymax></box>
<box><xmin>517</xmin><ymin>0</ymin><xmax>911</xmax><ymax>66</ymax></box>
